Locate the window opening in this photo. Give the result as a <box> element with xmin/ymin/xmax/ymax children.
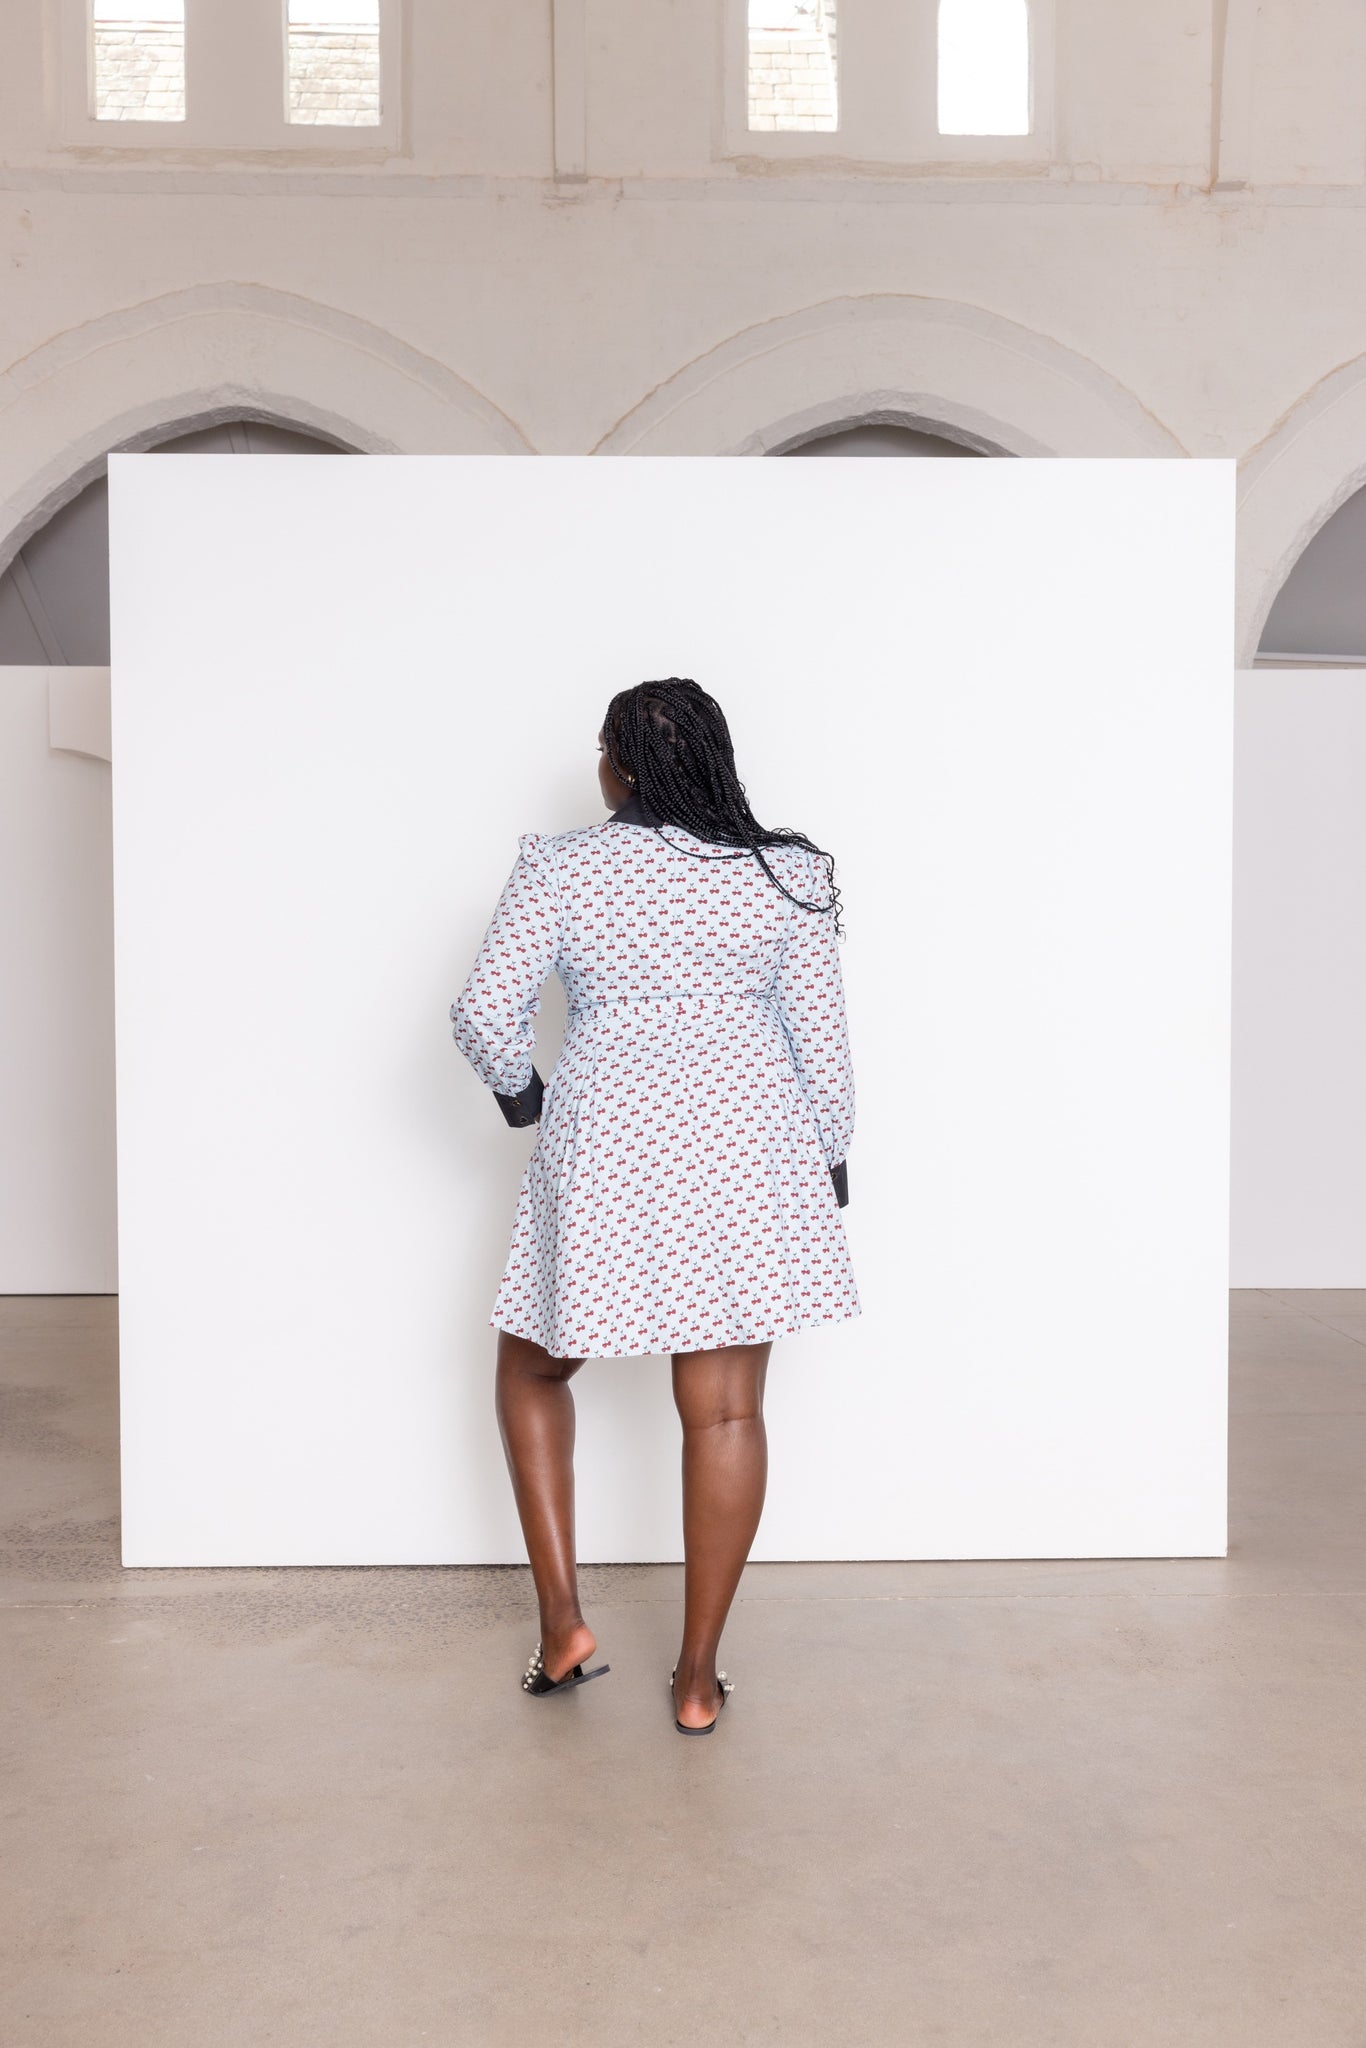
<box><xmin>747</xmin><ymin>0</ymin><xmax>838</xmax><ymax>133</ymax></box>
<box><xmin>92</xmin><ymin>0</ymin><xmax>186</xmax><ymax>122</ymax></box>
<box><xmin>937</xmin><ymin>0</ymin><xmax>1030</xmax><ymax>136</ymax></box>
<box><xmin>286</xmin><ymin>0</ymin><xmax>380</xmax><ymax>127</ymax></box>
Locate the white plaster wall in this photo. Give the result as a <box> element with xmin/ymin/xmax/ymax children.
<box><xmin>1229</xmin><ymin>3</ymin><xmax>1366</xmax><ymax>185</ymax></box>
<box><xmin>1062</xmin><ymin>0</ymin><xmax>1212</xmax><ymax>176</ymax></box>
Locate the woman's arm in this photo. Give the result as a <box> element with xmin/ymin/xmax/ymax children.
<box><xmin>449</xmin><ymin>832</ymin><xmax>563</xmax><ymax>1124</ymax></box>
<box><xmin>772</xmin><ymin>846</ymin><xmax>855</xmax><ymax>1206</ymax></box>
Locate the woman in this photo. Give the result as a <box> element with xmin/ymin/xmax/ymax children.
<box><xmin>449</xmin><ymin>678</ymin><xmax>860</xmax><ymax>1734</ymax></box>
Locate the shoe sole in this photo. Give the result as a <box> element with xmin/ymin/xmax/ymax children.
<box><xmin>523</xmin><ymin>1662</ymin><xmax>611</xmax><ymax>1696</ymax></box>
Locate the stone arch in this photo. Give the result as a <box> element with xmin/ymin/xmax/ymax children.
<box><xmin>0</xmin><ymin>281</ymin><xmax>532</xmax><ymax>578</ymax></box>
<box><xmin>594</xmin><ymin>293</ymin><xmax>1184</xmax><ymax>460</ymax></box>
<box><xmin>779</xmin><ymin>420</ymin><xmax>987</xmax><ymax>457</ymax></box>
<box><xmin>1237</xmin><ymin>353</ymin><xmax>1366</xmax><ymax>665</ymax></box>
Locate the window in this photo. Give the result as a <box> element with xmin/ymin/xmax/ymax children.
<box><xmin>61</xmin><ymin>0</ymin><xmax>400</xmax><ymax>148</ymax></box>
<box><xmin>286</xmin><ymin>0</ymin><xmax>380</xmax><ymax>128</ymax></box>
<box><xmin>938</xmin><ymin>0</ymin><xmax>1031</xmax><ymax>137</ymax></box>
<box><xmin>92</xmin><ymin>0</ymin><xmax>185</xmax><ymax>122</ymax></box>
<box><xmin>728</xmin><ymin>0</ymin><xmax>1050</xmax><ymax>166</ymax></box>
<box><xmin>748</xmin><ymin>0</ymin><xmax>838</xmax><ymax>134</ymax></box>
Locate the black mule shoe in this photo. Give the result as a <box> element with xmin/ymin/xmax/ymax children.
<box><xmin>669</xmin><ymin>1666</ymin><xmax>734</xmax><ymax>1735</ymax></box>
<box><xmin>521</xmin><ymin>1640</ymin><xmax>611</xmax><ymax>1696</ymax></box>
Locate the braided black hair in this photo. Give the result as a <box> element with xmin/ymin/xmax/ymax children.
<box><xmin>602</xmin><ymin>677</ymin><xmax>845</xmax><ymax>940</ymax></box>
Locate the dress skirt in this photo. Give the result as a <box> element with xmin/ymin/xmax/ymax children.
<box><xmin>489</xmin><ymin>989</ymin><xmax>860</xmax><ymax>1358</ymax></box>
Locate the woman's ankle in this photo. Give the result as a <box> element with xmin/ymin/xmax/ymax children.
<box><xmin>672</xmin><ymin>1653</ymin><xmax>719</xmax><ymax>1695</ymax></box>
<box><xmin>540</xmin><ymin>1615</ymin><xmax>596</xmax><ymax>1674</ymax></box>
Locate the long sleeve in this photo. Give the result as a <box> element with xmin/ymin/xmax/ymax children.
<box><xmin>772</xmin><ymin>846</ymin><xmax>855</xmax><ymax>1203</ymax></box>
<box><xmin>449</xmin><ymin>832</ymin><xmax>563</xmax><ymax>1121</ymax></box>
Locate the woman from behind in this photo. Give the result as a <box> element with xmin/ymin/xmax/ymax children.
<box><xmin>449</xmin><ymin>678</ymin><xmax>860</xmax><ymax>1733</ymax></box>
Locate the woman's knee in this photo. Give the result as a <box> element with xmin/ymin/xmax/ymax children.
<box><xmin>671</xmin><ymin>1344</ymin><xmax>769</xmax><ymax>1428</ymax></box>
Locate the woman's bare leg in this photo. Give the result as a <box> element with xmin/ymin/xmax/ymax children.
<box><xmin>494</xmin><ymin>1329</ymin><xmax>596</xmax><ymax>1683</ymax></box>
<box><xmin>670</xmin><ymin>1340</ymin><xmax>772</xmax><ymax>1729</ymax></box>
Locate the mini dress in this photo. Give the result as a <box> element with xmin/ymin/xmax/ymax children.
<box><xmin>449</xmin><ymin>792</ymin><xmax>861</xmax><ymax>1359</ymax></box>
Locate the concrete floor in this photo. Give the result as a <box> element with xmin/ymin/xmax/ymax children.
<box><xmin>3</xmin><ymin>1293</ymin><xmax>1365</xmax><ymax>2046</ymax></box>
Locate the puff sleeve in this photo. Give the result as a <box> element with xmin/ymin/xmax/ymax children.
<box><xmin>772</xmin><ymin>846</ymin><xmax>855</xmax><ymax>1206</ymax></box>
<box><xmin>449</xmin><ymin>832</ymin><xmax>564</xmax><ymax>1126</ymax></box>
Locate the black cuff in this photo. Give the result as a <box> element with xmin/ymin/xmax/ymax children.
<box><xmin>494</xmin><ymin>1067</ymin><xmax>544</xmax><ymax>1128</ymax></box>
<box><xmin>830</xmin><ymin>1158</ymin><xmax>848</xmax><ymax>1208</ymax></box>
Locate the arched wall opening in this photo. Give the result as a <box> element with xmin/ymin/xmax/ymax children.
<box><xmin>1255</xmin><ymin>481</ymin><xmax>1366</xmax><ymax>666</ymax></box>
<box><xmin>0</xmin><ymin>415</ymin><xmax>354</xmax><ymax>667</ymax></box>
<box><xmin>778</xmin><ymin>421</ymin><xmax>991</xmax><ymax>458</ymax></box>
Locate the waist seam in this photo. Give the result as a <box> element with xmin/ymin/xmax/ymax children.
<box><xmin>567</xmin><ymin>990</ymin><xmax>776</xmax><ymax>1012</ymax></box>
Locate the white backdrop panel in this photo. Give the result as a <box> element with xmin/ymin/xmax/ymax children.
<box><xmin>108</xmin><ymin>453</ymin><xmax>1233</xmax><ymax>1565</ymax></box>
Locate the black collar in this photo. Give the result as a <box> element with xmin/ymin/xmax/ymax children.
<box><xmin>607</xmin><ymin>788</ymin><xmax>661</xmax><ymax>828</ymax></box>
